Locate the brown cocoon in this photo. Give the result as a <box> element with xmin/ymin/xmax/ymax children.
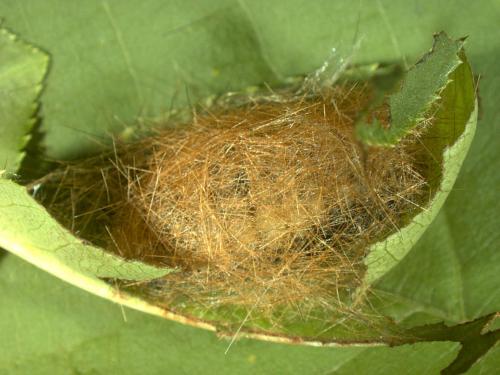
<box><xmin>38</xmin><ymin>84</ymin><xmax>428</xmax><ymax>320</ymax></box>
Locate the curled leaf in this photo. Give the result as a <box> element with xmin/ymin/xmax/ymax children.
<box><xmin>362</xmin><ymin>41</ymin><xmax>477</xmax><ymax>286</ymax></box>
<box><xmin>0</xmin><ymin>28</ymin><xmax>49</xmax><ymax>175</ymax></box>
<box><xmin>0</xmin><ymin>31</ymin><xmax>478</xmax><ymax>344</ymax></box>
<box><xmin>356</xmin><ymin>32</ymin><xmax>466</xmax><ymax>147</ymax></box>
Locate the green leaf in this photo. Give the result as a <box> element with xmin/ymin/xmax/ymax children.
<box><xmin>0</xmin><ymin>178</ymin><xmax>172</xmax><ymax>282</ymax></box>
<box><xmin>0</xmin><ymin>0</ymin><xmax>499</xmax><ymax>373</ymax></box>
<box><xmin>355</xmin><ymin>32</ymin><xmax>465</xmax><ymax>147</ymax></box>
<box><xmin>0</xmin><ymin>27</ymin><xmax>48</xmax><ymax>175</ymax></box>
<box><xmin>362</xmin><ymin>49</ymin><xmax>477</xmax><ymax>285</ymax></box>
<box><xmin>0</xmin><ymin>1</ymin><xmax>279</xmax><ymax>160</ymax></box>
<box><xmin>0</xmin><ymin>253</ymin><xmax>461</xmax><ymax>375</ymax></box>
<box><xmin>0</xmin><ymin>29</ymin><xmax>478</xmax><ymax>343</ymax></box>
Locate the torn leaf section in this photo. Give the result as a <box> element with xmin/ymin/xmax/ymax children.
<box><xmin>356</xmin><ymin>32</ymin><xmax>464</xmax><ymax>147</ymax></box>
<box><xmin>0</xmin><ymin>28</ymin><xmax>49</xmax><ymax>175</ymax></box>
<box><xmin>0</xmin><ymin>179</ymin><xmax>173</xmax><ymax>281</ymax></box>
<box><xmin>362</xmin><ymin>40</ymin><xmax>477</xmax><ymax>285</ymax></box>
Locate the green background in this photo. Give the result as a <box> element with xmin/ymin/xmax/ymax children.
<box><xmin>0</xmin><ymin>0</ymin><xmax>499</xmax><ymax>373</ymax></box>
